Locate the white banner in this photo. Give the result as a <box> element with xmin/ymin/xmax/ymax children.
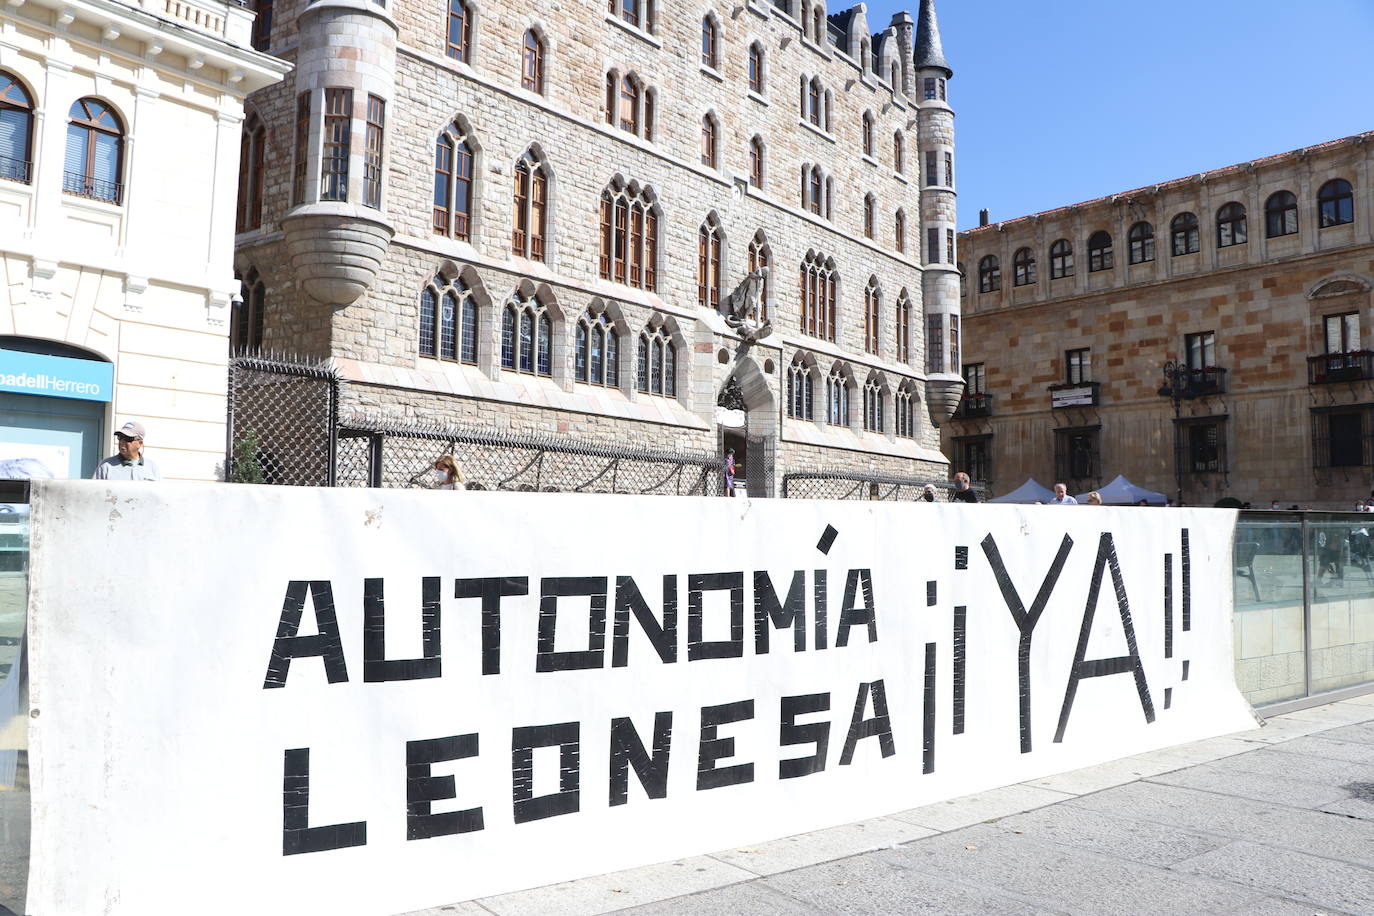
<box><xmin>24</xmin><ymin>481</ymin><xmax>1254</xmax><ymax>915</ymax></box>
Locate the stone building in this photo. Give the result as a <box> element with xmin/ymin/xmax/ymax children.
<box><xmin>0</xmin><ymin>0</ymin><xmax>288</xmax><ymax>479</ymax></box>
<box><xmin>232</xmin><ymin>0</ymin><xmax>965</xmax><ymax>494</ymax></box>
<box><xmin>948</xmin><ymin>131</ymin><xmax>1374</xmax><ymax>508</ymax></box>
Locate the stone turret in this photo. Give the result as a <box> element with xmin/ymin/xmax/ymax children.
<box><xmin>914</xmin><ymin>0</ymin><xmax>962</xmax><ymax>425</ymax></box>
<box><xmin>280</xmin><ymin>0</ymin><xmax>398</xmax><ymax>306</ymax></box>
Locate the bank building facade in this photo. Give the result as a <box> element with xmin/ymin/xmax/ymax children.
<box><xmin>231</xmin><ymin>0</ymin><xmax>964</xmax><ymax>495</ymax></box>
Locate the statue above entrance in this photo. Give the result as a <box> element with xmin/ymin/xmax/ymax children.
<box><xmin>722</xmin><ymin>268</ymin><xmax>772</xmax><ymax>344</ymax></box>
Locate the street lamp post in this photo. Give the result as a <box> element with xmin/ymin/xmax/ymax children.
<box><xmin>1157</xmin><ymin>359</ymin><xmax>1196</xmax><ymax>507</ymax></box>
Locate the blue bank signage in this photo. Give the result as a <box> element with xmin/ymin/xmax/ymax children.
<box><xmin>0</xmin><ymin>349</ymin><xmax>114</xmax><ymax>402</ymax></box>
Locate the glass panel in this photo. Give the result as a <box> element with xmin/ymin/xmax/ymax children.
<box><xmin>519</xmin><ymin>311</ymin><xmax>534</xmax><ymax>373</ymax></box>
<box><xmin>606</xmin><ymin>332</ymin><xmax>619</xmax><ymax>387</ymax></box>
<box><xmin>575</xmin><ymin>324</ymin><xmax>588</xmax><ymax>382</ymax></box>
<box><xmin>0</xmin><ymin>490</ymin><xmax>30</xmax><ymax>915</ymax></box>
<box><xmin>460</xmin><ymin>297</ymin><xmax>476</xmax><ymax>364</ymax></box>
<box><xmin>1308</xmin><ymin>516</ymin><xmax>1374</xmax><ymax>694</ymax></box>
<box><xmin>589</xmin><ymin>325</ymin><xmax>602</xmax><ymax>384</ymax></box>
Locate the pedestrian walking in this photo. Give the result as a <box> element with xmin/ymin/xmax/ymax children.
<box><xmin>432</xmin><ymin>455</ymin><xmax>466</xmax><ymax>490</ymax></box>
<box><xmin>724</xmin><ymin>448</ymin><xmax>736</xmax><ymax>497</ymax></box>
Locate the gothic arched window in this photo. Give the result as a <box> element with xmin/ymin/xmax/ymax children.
<box><xmin>501</xmin><ymin>293</ymin><xmax>552</xmax><ymax>376</ymax></box>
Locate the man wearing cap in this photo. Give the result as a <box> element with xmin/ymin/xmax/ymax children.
<box><xmin>93</xmin><ymin>421</ymin><xmax>161</xmax><ymax>481</ymax></box>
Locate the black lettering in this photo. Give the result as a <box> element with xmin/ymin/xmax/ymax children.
<box><xmin>454</xmin><ymin>577</ymin><xmax>529</xmax><ymax>676</ymax></box>
<box><xmin>688</xmin><ymin>572</ymin><xmax>745</xmax><ymax>661</ymax></box>
<box><xmin>537</xmin><ymin>577</ymin><xmax>608</xmax><ymax>672</ymax></box>
<box><xmin>840</xmin><ymin>679</ymin><xmax>896</xmax><ymax>765</ymax></box>
<box><xmin>754</xmin><ymin>570</ymin><xmax>806</xmax><ymax>654</ymax></box>
<box><xmin>813</xmin><ymin>569</ymin><xmax>828</xmax><ymax>650</ymax></box>
<box><xmin>406</xmin><ymin>734</ymin><xmax>483</xmax><ymax>839</ymax></box>
<box><xmin>364</xmin><ymin>577</ymin><xmax>442</xmax><ymax>682</ymax></box>
<box><xmin>281</xmin><ymin>748</ymin><xmax>367</xmax><ymax>855</ymax></box>
<box><xmin>1054</xmin><ymin>534</ymin><xmax>1155</xmax><ymax>744</ymax></box>
<box><xmin>922</xmin><ymin>643</ymin><xmax>937</xmax><ymax>773</ymax></box>
<box><xmin>511</xmin><ymin>722</ymin><xmax>580</xmax><ymax>823</ymax></box>
<box><xmin>981</xmin><ymin>533</ymin><xmax>1074</xmax><ymax>753</ymax></box>
<box><xmin>952</xmin><ymin>606</ymin><xmax>967</xmax><ymax>735</ymax></box>
<box><xmin>779</xmin><ymin>693</ymin><xmax>830</xmax><ymax>779</ymax></box>
<box><xmin>611</xmin><ymin>575</ymin><xmax>678</xmax><ymax>666</ymax></box>
<box><xmin>263</xmin><ymin>581</ymin><xmax>349</xmax><ymax>688</ymax></box>
<box><xmin>836</xmin><ymin>569</ymin><xmax>877</xmax><ymax>647</ymax></box>
<box><xmin>697</xmin><ymin>700</ymin><xmax>754</xmax><ymax>790</ymax></box>
<box><xmin>608</xmin><ymin>712</ymin><xmax>673</xmax><ymax>806</ymax></box>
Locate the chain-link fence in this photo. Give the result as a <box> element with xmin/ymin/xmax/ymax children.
<box><xmin>226</xmin><ymin>354</ymin><xmax>340</xmax><ymax>486</ymax></box>
<box><xmin>336</xmin><ymin>415</ymin><xmax>724</xmax><ymax>495</ymax></box>
<box><xmin>781</xmin><ymin>472</ymin><xmax>986</xmax><ymax>502</ymax></box>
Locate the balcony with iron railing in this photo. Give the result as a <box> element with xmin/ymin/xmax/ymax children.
<box><xmin>0</xmin><ymin>156</ymin><xmax>31</xmax><ymax>185</ymax></box>
<box><xmin>1182</xmin><ymin>366</ymin><xmax>1228</xmax><ymax>395</ymax></box>
<box><xmin>62</xmin><ymin>171</ymin><xmax>122</xmax><ymax>205</ymax></box>
<box><xmin>1308</xmin><ymin>351</ymin><xmax>1374</xmax><ymax>385</ymax></box>
<box><xmin>952</xmin><ymin>391</ymin><xmax>993</xmax><ymax>419</ymax></box>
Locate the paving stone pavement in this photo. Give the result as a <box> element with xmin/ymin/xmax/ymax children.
<box><xmin>402</xmin><ymin>695</ymin><xmax>1374</xmax><ymax>916</ymax></box>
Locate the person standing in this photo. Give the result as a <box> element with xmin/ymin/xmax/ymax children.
<box><xmin>1085</xmin><ymin>491</ymin><xmax>1103</xmax><ymax>505</ymax></box>
<box><xmin>93</xmin><ymin>421</ymin><xmax>161</xmax><ymax>481</ymax></box>
<box><xmin>950</xmin><ymin>472</ymin><xmax>978</xmax><ymax>503</ymax></box>
<box><xmin>1048</xmin><ymin>482</ymin><xmax>1077</xmax><ymax>505</ymax></box>
<box><xmin>724</xmin><ymin>448</ymin><xmax>736</xmax><ymax>497</ymax></box>
<box><xmin>432</xmin><ymin>455</ymin><xmax>466</xmax><ymax>490</ymax></box>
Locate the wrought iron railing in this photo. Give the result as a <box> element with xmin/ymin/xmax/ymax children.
<box><xmin>953</xmin><ymin>392</ymin><xmax>993</xmax><ymax>419</ymax></box>
<box><xmin>1308</xmin><ymin>351</ymin><xmax>1374</xmax><ymax>385</ymax></box>
<box><xmin>61</xmin><ymin>170</ymin><xmax>121</xmax><ymax>204</ymax></box>
<box><xmin>0</xmin><ymin>156</ymin><xmax>31</xmax><ymax>184</ymax></box>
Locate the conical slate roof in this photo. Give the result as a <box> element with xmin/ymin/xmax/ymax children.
<box><xmin>913</xmin><ymin>0</ymin><xmax>951</xmax><ymax>77</ymax></box>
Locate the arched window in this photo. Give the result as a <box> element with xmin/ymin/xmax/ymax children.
<box><xmin>575</xmin><ymin>308</ymin><xmax>619</xmax><ymax>387</ymax></box>
<box><xmin>642</xmin><ymin>87</ymin><xmax>656</xmax><ymax>141</ymax></box>
<box><xmin>1013</xmin><ymin>247</ymin><xmax>1036</xmax><ymax>286</ymax></box>
<box><xmin>636</xmin><ymin>322</ymin><xmax>676</xmax><ymax>396</ymax></box>
<box><xmin>895</xmin><ymin>289</ymin><xmax>911</xmax><ymax>362</ymax></box>
<box><xmin>801</xmin><ymin>164</ymin><xmax>829</xmax><ymax>217</ymax></box>
<box><xmin>700</xmin><ymin>113</ymin><xmax>718</xmax><ymax>168</ymax></box>
<box><xmin>236</xmin><ymin>112</ymin><xmax>267</xmax><ymax>232</ymax></box>
<box><xmin>599</xmin><ymin>179</ymin><xmax>658</xmax><ymax>290</ymax></box>
<box><xmin>446</xmin><ymin>0</ymin><xmax>472</xmax><ymax>62</ymax></box>
<box><xmin>419</xmin><ymin>273</ymin><xmax>478</xmax><ymax>364</ymax></box>
<box><xmin>1171</xmin><ymin>212</ymin><xmax>1199</xmax><ymax>255</ymax></box>
<box><xmin>827</xmin><ymin>365</ymin><xmax>850</xmax><ymax>426</ymax></box>
<box><xmin>978</xmin><ymin>255</ymin><xmax>1000</xmax><ymax>293</ymax></box>
<box><xmin>698</xmin><ymin>215</ymin><xmax>723</xmax><ymax>310</ymax></box>
<box><xmin>501</xmin><ymin>293</ymin><xmax>552</xmax><ymax>376</ymax></box>
<box><xmin>1087</xmin><ymin>230</ymin><xmax>1113</xmax><ymax>272</ymax></box>
<box><xmin>894</xmin><ymin>382</ymin><xmax>916</xmax><ymax>439</ymax></box>
<box><xmin>610</xmin><ymin>0</ymin><xmax>651</xmax><ymax>31</ymax></box>
<box><xmin>748</xmin><ymin>42</ymin><xmax>765</xmax><ymax>94</ymax></box>
<box><xmin>0</xmin><ymin>72</ymin><xmax>34</xmax><ymax>184</ymax></box>
<box><xmin>806</xmin><ymin>76</ymin><xmax>823</xmax><ymax>127</ymax></box>
<box><xmin>800</xmin><ymin>251</ymin><xmax>837</xmax><ymax>341</ymax></box>
<box><xmin>787</xmin><ymin>354</ymin><xmax>814</xmax><ymax>419</ymax></box>
<box><xmin>1128</xmin><ymin>221</ymin><xmax>1155</xmax><ymax>264</ymax></box>
<box><xmin>894</xmin><ymin>209</ymin><xmax>906</xmax><ymax>254</ymax></box>
<box><xmin>1216</xmin><ymin>202</ymin><xmax>1247</xmax><ymax>247</ymax></box>
<box><xmin>701</xmin><ymin>15</ymin><xmax>718</xmax><ymax>68</ymax></box>
<box><xmin>861</xmin><ymin>111</ymin><xmax>874</xmax><ymax>157</ymax></box>
<box><xmin>1265</xmin><ymin>190</ymin><xmax>1298</xmax><ymax>238</ymax></box>
<box><xmin>893</xmin><ymin>131</ymin><xmax>904</xmax><ymax>174</ymax></box>
<box><xmin>863</xmin><ymin>277</ymin><xmax>880</xmax><ymax>355</ymax></box>
<box><xmin>862</xmin><ymin>194</ymin><xmax>875</xmax><ymax>239</ymax></box>
<box><xmin>521</xmin><ymin>30</ymin><xmax>544</xmax><ymax>94</ymax></box>
<box><xmin>606</xmin><ymin>72</ymin><xmax>651</xmax><ymax>138</ymax></box>
<box><xmin>433</xmin><ymin>121</ymin><xmax>475</xmax><ymax>240</ymax></box>
<box><xmin>233</xmin><ymin>268</ymin><xmax>266</xmax><ymax>353</ymax></box>
<box><xmin>748</xmin><ymin>135</ymin><xmax>764</xmax><ymax>188</ymax></box>
<box><xmin>1049</xmin><ymin>239</ymin><xmax>1073</xmax><ymax>280</ymax></box>
<box><xmin>1319</xmin><ymin>179</ymin><xmax>1354</xmax><ymax>228</ymax></box>
<box><xmin>863</xmin><ymin>376</ymin><xmax>884</xmax><ymax>433</ymax></box>
<box><xmin>64</xmin><ymin>98</ymin><xmax>123</xmax><ymax>202</ymax></box>
<box><xmin>748</xmin><ymin>231</ymin><xmax>771</xmax><ymax>319</ymax></box>
<box><xmin>512</xmin><ymin>151</ymin><xmax>548</xmax><ymax>261</ymax></box>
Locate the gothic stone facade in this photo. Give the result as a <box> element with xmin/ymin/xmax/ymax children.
<box><xmin>233</xmin><ymin>0</ymin><xmax>964</xmax><ymax>494</ymax></box>
<box><xmin>948</xmin><ymin>131</ymin><xmax>1374</xmax><ymax>508</ymax></box>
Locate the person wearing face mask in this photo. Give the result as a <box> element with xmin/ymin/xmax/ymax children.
<box><xmin>921</xmin><ymin>484</ymin><xmax>938</xmax><ymax>502</ymax></box>
<box><xmin>432</xmin><ymin>455</ymin><xmax>466</xmax><ymax>490</ymax></box>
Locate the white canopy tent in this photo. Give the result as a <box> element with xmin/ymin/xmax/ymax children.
<box><xmin>1089</xmin><ymin>474</ymin><xmax>1168</xmax><ymax>506</ymax></box>
<box><xmin>989</xmin><ymin>478</ymin><xmax>1057</xmax><ymax>504</ymax></box>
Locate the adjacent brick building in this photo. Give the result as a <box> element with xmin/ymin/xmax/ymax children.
<box><xmin>232</xmin><ymin>0</ymin><xmax>966</xmax><ymax>494</ymax></box>
<box><xmin>949</xmin><ymin>131</ymin><xmax>1374</xmax><ymax>508</ymax></box>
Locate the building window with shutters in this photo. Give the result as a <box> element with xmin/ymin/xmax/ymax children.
<box><xmin>234</xmin><ymin>269</ymin><xmax>267</xmax><ymax>353</ymax></box>
<box><xmin>1055</xmin><ymin>426</ymin><xmax>1100</xmax><ymax>485</ymax></box>
<box><xmin>64</xmin><ymin>98</ymin><xmax>124</xmax><ymax>203</ymax></box>
<box><xmin>1179</xmin><ymin>419</ymin><xmax>1226</xmax><ymax>474</ymax></box>
<box><xmin>236</xmin><ymin>112</ymin><xmax>267</xmax><ymax>232</ymax></box>
<box><xmin>433</xmin><ymin>121</ymin><xmax>475</xmax><ymax>240</ymax></box>
<box><xmin>363</xmin><ymin>95</ymin><xmax>385</xmax><ymax>208</ymax></box>
<box><xmin>799</xmin><ymin>250</ymin><xmax>837</xmax><ymax>341</ymax></box>
<box><xmin>512</xmin><ymin>151</ymin><xmax>548</xmax><ymax>261</ymax></box>
<box><xmin>320</xmin><ymin>88</ymin><xmax>351</xmax><ymax>202</ymax></box>
<box><xmin>955</xmin><ymin>435</ymin><xmax>992</xmax><ymax>485</ymax></box>
<box><xmin>1312</xmin><ymin>407</ymin><xmax>1372</xmax><ymax>468</ymax></box>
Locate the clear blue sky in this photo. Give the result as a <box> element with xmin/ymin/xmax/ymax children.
<box><xmin>862</xmin><ymin>0</ymin><xmax>1374</xmax><ymax>229</ymax></box>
